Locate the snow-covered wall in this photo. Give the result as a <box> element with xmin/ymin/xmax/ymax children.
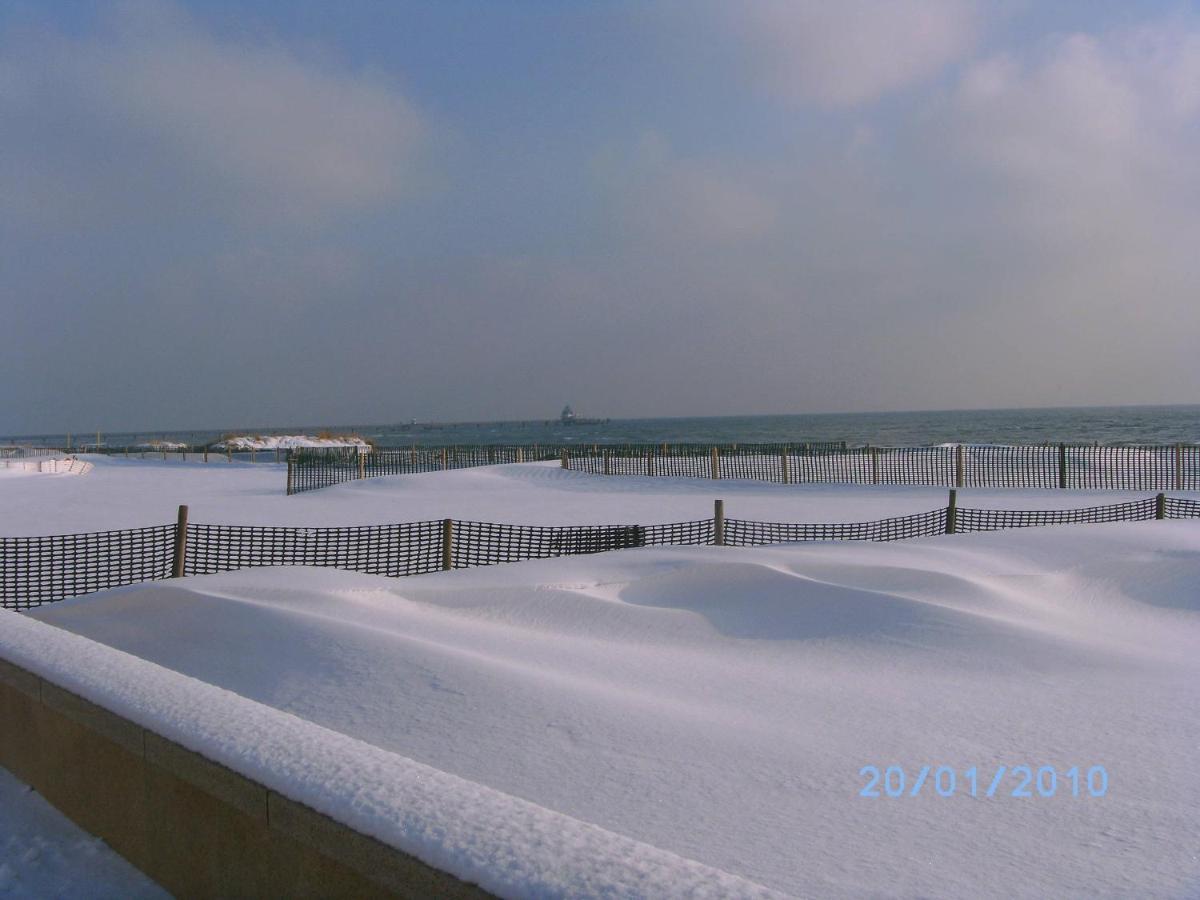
<box><xmin>0</xmin><ymin>458</ymin><xmax>92</xmax><ymax>475</ymax></box>
<box><xmin>0</xmin><ymin>611</ymin><xmax>780</xmax><ymax>899</ymax></box>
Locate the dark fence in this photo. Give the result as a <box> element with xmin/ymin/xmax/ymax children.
<box><xmin>287</xmin><ymin>445</ymin><xmax>564</xmax><ymax>494</ymax></box>
<box><xmin>569</xmin><ymin>444</ymin><xmax>1200</xmax><ymax>491</ymax></box>
<box><xmin>0</xmin><ymin>526</ymin><xmax>177</xmax><ymax>610</ymax></box>
<box><xmin>4</xmin><ymin>494</ymin><xmax>1199</xmax><ymax>610</ymax></box>
<box><xmin>285</xmin><ymin>442</ymin><xmax>848</xmax><ymax>495</ymax></box>
<box><xmin>726</xmin><ymin>509</ymin><xmax>948</xmax><ymax>545</ymax></box>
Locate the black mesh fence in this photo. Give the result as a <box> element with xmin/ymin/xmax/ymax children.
<box><xmin>186</xmin><ymin>521</ymin><xmax>445</xmax><ymax>578</ymax></box>
<box><xmin>569</xmin><ymin>443</ymin><xmax>1200</xmax><ymax>490</ymax></box>
<box><xmin>956</xmin><ymin>498</ymin><xmax>1158</xmax><ymax>531</ymax></box>
<box><xmin>1165</xmin><ymin>496</ymin><xmax>1200</xmax><ymax>520</ymax></box>
<box><xmin>0</xmin><ymin>525</ymin><xmax>176</xmax><ymax>610</ymax></box>
<box><xmin>288</xmin><ymin>445</ymin><xmax>567</xmax><ymax>494</ymax></box>
<box><xmin>5</xmin><ymin>494</ymin><xmax>1199</xmax><ymax>609</ymax></box>
<box><xmin>449</xmin><ymin>522</ymin><xmax>647</xmax><ymax>568</ymax></box>
<box><xmin>726</xmin><ymin>509</ymin><xmax>948</xmax><ymax>545</ymax></box>
<box><xmin>289</xmin><ymin>442</ymin><xmax>848</xmax><ymax>493</ymax></box>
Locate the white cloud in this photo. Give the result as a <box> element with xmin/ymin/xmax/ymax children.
<box><xmin>732</xmin><ymin>0</ymin><xmax>982</xmax><ymax>107</ymax></box>
<box><xmin>0</xmin><ymin>0</ymin><xmax>426</xmax><ymax>226</ymax></box>
<box><xmin>595</xmin><ymin>133</ymin><xmax>777</xmax><ymax>246</ymax></box>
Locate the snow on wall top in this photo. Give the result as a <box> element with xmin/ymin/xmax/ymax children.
<box><xmin>0</xmin><ymin>610</ymin><xmax>781</xmax><ymax>899</ymax></box>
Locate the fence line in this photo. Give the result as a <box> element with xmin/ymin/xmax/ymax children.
<box><xmin>284</xmin><ymin>442</ymin><xmax>849</xmax><ymax>495</ymax></box>
<box><xmin>3</xmin><ymin>494</ymin><xmax>1198</xmax><ymax>610</ymax></box>
<box><xmin>567</xmin><ymin>444</ymin><xmax>1200</xmax><ymax>491</ymax></box>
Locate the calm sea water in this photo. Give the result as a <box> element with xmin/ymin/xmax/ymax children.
<box><xmin>7</xmin><ymin>406</ymin><xmax>1200</xmax><ymax>449</ymax></box>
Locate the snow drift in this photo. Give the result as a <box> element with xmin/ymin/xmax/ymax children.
<box><xmin>27</xmin><ymin>522</ymin><xmax>1200</xmax><ymax>898</ymax></box>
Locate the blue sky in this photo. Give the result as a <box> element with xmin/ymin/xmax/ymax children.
<box><xmin>3</xmin><ymin>1</ymin><xmax>1199</xmax><ymax>432</ymax></box>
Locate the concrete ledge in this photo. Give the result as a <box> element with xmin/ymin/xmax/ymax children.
<box><xmin>0</xmin><ymin>661</ymin><xmax>492</xmax><ymax>899</ymax></box>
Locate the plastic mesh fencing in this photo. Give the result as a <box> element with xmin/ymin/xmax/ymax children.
<box><xmin>644</xmin><ymin>519</ymin><xmax>716</xmax><ymax>546</ymax></box>
<box><xmin>569</xmin><ymin>444</ymin><xmax>1200</xmax><ymax>490</ymax></box>
<box><xmin>0</xmin><ymin>525</ymin><xmax>175</xmax><ymax>610</ymax></box>
<box><xmin>725</xmin><ymin>509</ymin><xmax>948</xmax><ymax>545</ymax></box>
<box><xmin>956</xmin><ymin>498</ymin><xmax>1157</xmax><ymax>531</ymax></box>
<box><xmin>1164</xmin><ymin>497</ymin><xmax>1200</xmax><ymax>519</ymax></box>
<box><xmin>290</xmin><ymin>442</ymin><xmax>849</xmax><ymax>493</ymax></box>
<box><xmin>449</xmin><ymin>522</ymin><xmax>648</xmax><ymax>568</ymax></box>
<box><xmin>5</xmin><ymin>495</ymin><xmax>1198</xmax><ymax>609</ymax></box>
<box><xmin>186</xmin><ymin>521</ymin><xmax>444</xmax><ymax>578</ymax></box>
<box><xmin>288</xmin><ymin>445</ymin><xmax>566</xmax><ymax>494</ymax></box>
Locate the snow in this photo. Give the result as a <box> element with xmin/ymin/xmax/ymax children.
<box><xmin>0</xmin><ymin>609</ymin><xmax>781</xmax><ymax>899</ymax></box>
<box><xmin>2</xmin><ymin>453</ymin><xmax>1194</xmax><ymax>537</ymax></box>
<box><xmin>0</xmin><ymin>766</ymin><xmax>166</xmax><ymax>899</ymax></box>
<box><xmin>3</xmin><ymin>458</ymin><xmax>1199</xmax><ymax>896</ymax></box>
<box><xmin>216</xmin><ymin>434</ymin><xmax>370</xmax><ymax>451</ymax></box>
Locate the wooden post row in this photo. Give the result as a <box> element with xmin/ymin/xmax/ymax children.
<box><xmin>171</xmin><ymin>505</ymin><xmax>189</xmax><ymax>578</ymax></box>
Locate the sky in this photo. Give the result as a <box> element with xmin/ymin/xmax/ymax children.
<box><xmin>2</xmin><ymin>0</ymin><xmax>1199</xmax><ymax>433</ymax></box>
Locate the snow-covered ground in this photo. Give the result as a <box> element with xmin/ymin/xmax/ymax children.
<box><xmin>3</xmin><ymin>458</ymin><xmax>1200</xmax><ymax>897</ymax></box>
<box><xmin>2</xmin><ymin>453</ymin><xmax>1194</xmax><ymax>537</ymax></box>
<box><xmin>0</xmin><ymin>767</ymin><xmax>166</xmax><ymax>899</ymax></box>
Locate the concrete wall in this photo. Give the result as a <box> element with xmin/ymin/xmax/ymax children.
<box><xmin>0</xmin><ymin>457</ymin><xmax>93</xmax><ymax>474</ymax></box>
<box><xmin>0</xmin><ymin>656</ymin><xmax>491</xmax><ymax>899</ymax></box>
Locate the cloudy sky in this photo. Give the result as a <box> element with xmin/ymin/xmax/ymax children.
<box><xmin>3</xmin><ymin>1</ymin><xmax>1198</xmax><ymax>433</ymax></box>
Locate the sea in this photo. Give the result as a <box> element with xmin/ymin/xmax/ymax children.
<box><xmin>6</xmin><ymin>405</ymin><xmax>1200</xmax><ymax>449</ymax></box>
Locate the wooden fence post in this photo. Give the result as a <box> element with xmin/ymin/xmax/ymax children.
<box><xmin>517</xmin><ymin>446</ymin><xmax>525</xmax><ymax>464</ymax></box>
<box><xmin>710</xmin><ymin>447</ymin><xmax>719</xmax><ymax>479</ymax></box>
<box><xmin>226</xmin><ymin>446</ymin><xmax>232</xmax><ymax>463</ymax></box>
<box><xmin>561</xmin><ymin>449</ymin><xmax>569</xmax><ymax>469</ymax></box>
<box><xmin>358</xmin><ymin>452</ymin><xmax>366</xmax><ymax>480</ymax></box>
<box><xmin>955</xmin><ymin>445</ymin><xmax>964</xmax><ymax>488</ymax></box>
<box><xmin>286</xmin><ymin>457</ymin><xmax>294</xmax><ymax>495</ymax></box>
<box><xmin>780</xmin><ymin>451</ymin><xmax>790</xmax><ymax>485</ymax></box>
<box><xmin>603</xmin><ymin>450</ymin><xmax>611</xmax><ymax>476</ymax></box>
<box><xmin>870</xmin><ymin>446</ymin><xmax>879</xmax><ymax>485</ymax></box>
<box><xmin>647</xmin><ymin>452</ymin><xmax>656</xmax><ymax>477</ymax></box>
<box><xmin>171</xmin><ymin>505</ymin><xmax>189</xmax><ymax>578</ymax></box>
<box><xmin>442</xmin><ymin>519</ymin><xmax>453</xmax><ymax>571</ymax></box>
<box><xmin>1155</xmin><ymin>492</ymin><xmax>1166</xmax><ymax>520</ymax></box>
<box><xmin>1058</xmin><ymin>443</ymin><xmax>1067</xmax><ymax>489</ymax></box>
<box><xmin>441</xmin><ymin>448</ymin><xmax>448</xmax><ymax>470</ymax></box>
<box><xmin>1175</xmin><ymin>444</ymin><xmax>1183</xmax><ymax>491</ymax></box>
<box><xmin>945</xmin><ymin>489</ymin><xmax>957</xmax><ymax>535</ymax></box>
<box><xmin>251</xmin><ymin>448</ymin><xmax>257</xmax><ymax>464</ymax></box>
<box><xmin>714</xmin><ymin>499</ymin><xmax>725</xmax><ymax>546</ymax></box>
<box><xmin>203</xmin><ymin>448</ymin><xmax>208</xmax><ymax>463</ymax></box>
